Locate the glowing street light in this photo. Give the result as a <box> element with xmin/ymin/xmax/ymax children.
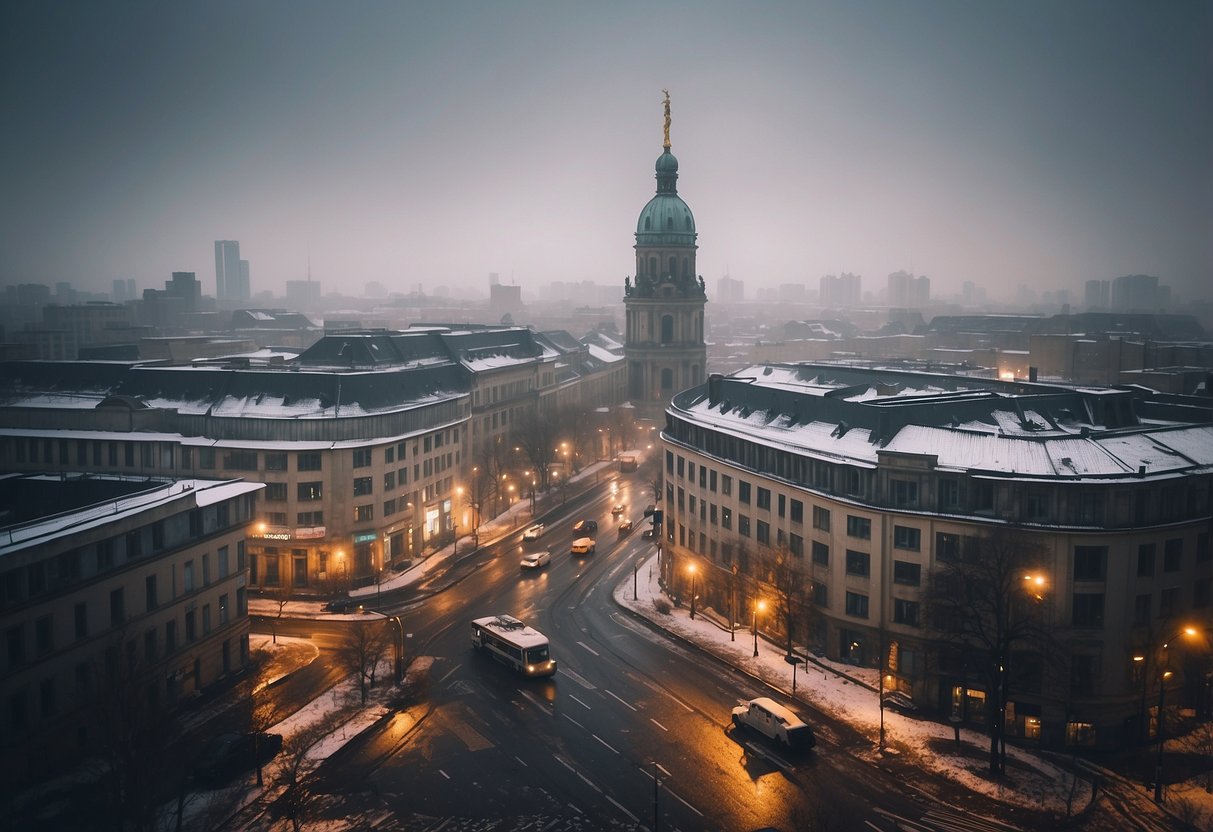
<box><xmin>753</xmin><ymin>599</ymin><xmax>766</xmax><ymax>657</ymax></box>
<box><xmin>687</xmin><ymin>563</ymin><xmax>697</xmax><ymax>620</ymax></box>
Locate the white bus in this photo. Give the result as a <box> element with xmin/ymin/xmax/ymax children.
<box><xmin>470</xmin><ymin>614</ymin><xmax>557</xmax><ymax>677</ymax></box>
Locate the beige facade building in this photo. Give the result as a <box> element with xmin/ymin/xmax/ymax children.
<box><xmin>660</xmin><ymin>364</ymin><xmax>1212</xmax><ymax>750</ymax></box>
<box><xmin>0</xmin><ymin>325</ymin><xmax>626</xmax><ymax>596</ymax></box>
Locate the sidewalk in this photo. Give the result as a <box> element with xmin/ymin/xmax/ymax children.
<box><xmin>250</xmin><ymin>455</ymin><xmax>623</xmax><ymax>618</ymax></box>
<box><xmin>611</xmin><ymin>550</ymin><xmax>1213</xmax><ymax>830</ymax></box>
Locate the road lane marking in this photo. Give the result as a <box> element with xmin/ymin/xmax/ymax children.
<box><xmin>650</xmin><ymin>718</ymin><xmax>668</xmax><ymax>731</ymax></box>
<box><xmin>438</xmin><ymin>664</ymin><xmax>460</xmax><ymax>684</ymax></box>
<box><xmin>606</xmin><ymin>795</ymin><xmax>638</xmax><ymax>822</ymax></box>
<box><xmin>555</xmin><ymin>756</ymin><xmax>576</xmax><ymax>773</ymax></box>
<box><xmin>593</xmin><ymin>734</ymin><xmax>619</xmax><ymax>754</ymax></box>
<box><xmin>663</xmin><ymin>690</ymin><xmax>694</xmax><ymax>712</ymax></box>
<box><xmin>514</xmin><ymin>756</ymin><xmax>528</xmax><ymax>767</ymax></box>
<box><xmin>656</xmin><ymin>762</ymin><xmax>672</xmax><ymax>778</ymax></box>
<box><xmin>568</xmin><ymin>693</ymin><xmax>591</xmax><ymax>710</ymax></box>
<box><xmin>559</xmin><ymin>666</ymin><xmax>597</xmax><ymax>690</ymax></box>
<box><xmin>604</xmin><ymin>689</ymin><xmax>637</xmax><ymax>711</ymax></box>
<box><xmin>563</xmin><ymin>713</ymin><xmax>586</xmax><ymax>730</ymax></box>
<box><xmin>576</xmin><ymin>771</ymin><xmax>602</xmax><ymax>793</ymax></box>
<box><xmin>438</xmin><ymin>769</ymin><xmax>450</xmax><ymax>780</ymax></box>
<box><xmin>519</xmin><ymin>689</ymin><xmax>552</xmax><ymax>715</ymax></box>
<box><xmin>577</xmin><ymin>640</ymin><xmax>600</xmax><ymax>656</ymax></box>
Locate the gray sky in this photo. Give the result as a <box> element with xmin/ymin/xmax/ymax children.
<box><xmin>2</xmin><ymin>1</ymin><xmax>1209</xmax><ymax>302</ymax></box>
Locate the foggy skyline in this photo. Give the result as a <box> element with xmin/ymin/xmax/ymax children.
<box><xmin>2</xmin><ymin>1</ymin><xmax>1209</xmax><ymax>303</ymax></box>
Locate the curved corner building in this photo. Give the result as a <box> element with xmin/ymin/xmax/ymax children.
<box><xmin>660</xmin><ymin>363</ymin><xmax>1213</xmax><ymax>749</ymax></box>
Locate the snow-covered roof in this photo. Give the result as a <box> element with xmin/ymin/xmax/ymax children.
<box><xmin>669</xmin><ymin>364</ymin><xmax>1213</xmax><ymax>481</ymax></box>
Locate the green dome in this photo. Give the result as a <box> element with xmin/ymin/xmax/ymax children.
<box><xmin>655</xmin><ymin>149</ymin><xmax>679</xmax><ymax>174</ymax></box>
<box><xmin>635</xmin><ymin>194</ymin><xmax>696</xmax><ymax>240</ymax></box>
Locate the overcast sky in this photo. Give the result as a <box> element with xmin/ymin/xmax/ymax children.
<box><xmin>2</xmin><ymin>1</ymin><xmax>1209</xmax><ymax>302</ymax></box>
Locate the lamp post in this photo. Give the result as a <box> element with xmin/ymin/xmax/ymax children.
<box><xmin>1152</xmin><ymin>625</ymin><xmax>1201</xmax><ymax>803</ymax></box>
<box><xmin>753</xmin><ymin>599</ymin><xmax>766</xmax><ymax>657</ymax></box>
<box><xmin>389</xmin><ymin>616</ymin><xmax>405</xmax><ymax>684</ymax></box>
<box><xmin>687</xmin><ymin>563</ymin><xmax>697</xmax><ymax>620</ymax></box>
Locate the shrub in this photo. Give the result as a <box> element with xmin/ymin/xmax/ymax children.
<box><xmin>654</xmin><ymin>598</ymin><xmax>672</xmax><ymax>615</ymax></box>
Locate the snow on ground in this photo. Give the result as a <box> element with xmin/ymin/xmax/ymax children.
<box><xmin>613</xmin><ymin>553</ymin><xmax>1091</xmax><ymax>815</ymax></box>
<box><xmin>613</xmin><ymin>555</ymin><xmax>1213</xmax><ymax>828</ymax></box>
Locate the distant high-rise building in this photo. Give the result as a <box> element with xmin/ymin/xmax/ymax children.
<box><xmin>112</xmin><ymin>279</ymin><xmax>129</xmax><ymax>302</ymax></box>
<box><xmin>716</xmin><ymin>275</ymin><xmax>744</xmax><ymax>303</ymax></box>
<box><xmin>1084</xmin><ymin>279</ymin><xmax>1110</xmax><ymax>309</ymax></box>
<box><xmin>489</xmin><ymin>272</ymin><xmax>501</xmax><ymax>286</ymax></box>
<box><xmin>887</xmin><ymin>270</ymin><xmax>929</xmax><ymax>307</ymax></box>
<box><xmin>820</xmin><ymin>272</ymin><xmax>861</xmax><ymax>307</ymax></box>
<box><xmin>214</xmin><ymin>240</ymin><xmax>242</xmax><ymax>301</ymax></box>
<box><xmin>237</xmin><ymin>259</ymin><xmax>250</xmax><ymax>301</ymax></box>
<box><xmin>1111</xmin><ymin>274</ymin><xmax>1165</xmax><ymax>311</ymax></box>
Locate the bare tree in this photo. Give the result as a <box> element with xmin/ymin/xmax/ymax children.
<box><xmin>756</xmin><ymin>542</ymin><xmax>815</xmax><ymax>657</ymax></box>
<box><xmin>513</xmin><ymin>408</ymin><xmax>558</xmax><ymax>490</ymax></box>
<box><xmin>335</xmin><ymin>618</ymin><xmax>393</xmax><ymax>704</ymax></box>
<box><xmin>269</xmin><ymin>712</ymin><xmax>346</xmax><ymax>832</ymax></box>
<box><xmin>637</xmin><ymin>452</ymin><xmax>663</xmax><ymax>508</ymax></box>
<box><xmin>923</xmin><ymin>526</ymin><xmax>1052</xmax><ymax>775</ymax></box>
<box><xmin>267</xmin><ymin>582</ymin><xmax>293</xmax><ymax>644</ymax></box>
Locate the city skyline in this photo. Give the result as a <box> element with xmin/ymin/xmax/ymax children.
<box><xmin>2</xmin><ymin>1</ymin><xmax>1209</xmax><ymax>303</ymax></box>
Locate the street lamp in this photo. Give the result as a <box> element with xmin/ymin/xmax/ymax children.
<box><xmin>1152</xmin><ymin>625</ymin><xmax>1201</xmax><ymax>803</ymax></box>
<box><xmin>389</xmin><ymin>616</ymin><xmax>405</xmax><ymax>684</ymax></box>
<box><xmin>753</xmin><ymin>599</ymin><xmax>766</xmax><ymax>657</ymax></box>
<box><xmin>687</xmin><ymin>563</ymin><xmax>697</xmax><ymax>620</ymax></box>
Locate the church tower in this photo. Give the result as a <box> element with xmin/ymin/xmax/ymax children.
<box><xmin>624</xmin><ymin>92</ymin><xmax>707</xmax><ymax>419</ymax></box>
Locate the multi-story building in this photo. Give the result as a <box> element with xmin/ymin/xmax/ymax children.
<box><xmin>0</xmin><ymin>473</ymin><xmax>261</xmax><ymax>784</ymax></box>
<box><xmin>0</xmin><ymin>324</ymin><xmax>626</xmax><ymax>595</ymax></box>
<box><xmin>659</xmin><ymin>364</ymin><xmax>1212</xmax><ymax>749</ymax></box>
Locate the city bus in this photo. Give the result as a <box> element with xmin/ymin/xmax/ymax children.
<box><xmin>470</xmin><ymin>614</ymin><xmax>557</xmax><ymax>677</ymax></box>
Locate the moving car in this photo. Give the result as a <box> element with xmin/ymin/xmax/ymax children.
<box><xmin>194</xmin><ymin>732</ymin><xmax>283</xmax><ymax>787</ymax></box>
<box><xmin>618</xmin><ymin>519</ymin><xmax>634</xmax><ymax>536</ymax></box>
<box><xmin>731</xmin><ymin>697</ymin><xmax>816</xmax><ymax>750</ymax></box>
<box><xmin>522</xmin><ymin>523</ymin><xmax>545</xmax><ymax>541</ymax></box>
<box><xmin>611</xmin><ymin>503</ymin><xmax>626</xmax><ymax>516</ymax></box>
<box><xmin>520</xmin><ymin>550</ymin><xmax>552</xmax><ymax>569</ymax></box>
<box><xmin>572</xmin><ymin>519</ymin><xmax>598</xmax><ymax>537</ymax></box>
<box><xmin>570</xmin><ymin>537</ymin><xmax>596</xmax><ymax>555</ymax></box>
<box><xmin>324</xmin><ymin>598</ymin><xmax>355</xmax><ymax>613</ymax></box>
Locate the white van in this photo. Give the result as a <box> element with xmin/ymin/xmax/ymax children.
<box><xmin>731</xmin><ymin>697</ymin><xmax>816</xmax><ymax>750</ymax></box>
<box><xmin>570</xmin><ymin>537</ymin><xmax>596</xmax><ymax>555</ymax></box>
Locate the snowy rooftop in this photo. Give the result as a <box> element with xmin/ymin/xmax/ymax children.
<box><xmin>670</xmin><ymin>364</ymin><xmax>1213</xmax><ymax>480</ymax></box>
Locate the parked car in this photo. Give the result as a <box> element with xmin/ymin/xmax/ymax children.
<box><xmin>571</xmin><ymin>537</ymin><xmax>596</xmax><ymax>555</ymax></box>
<box><xmin>389</xmin><ymin>558</ymin><xmax>412</xmax><ymax>573</ymax></box>
<box><xmin>324</xmin><ymin>598</ymin><xmax>355</xmax><ymax>613</ymax></box>
<box><xmin>611</xmin><ymin>503</ymin><xmax>626</xmax><ymax>516</ymax></box>
<box><xmin>520</xmin><ymin>550</ymin><xmax>552</xmax><ymax>569</ymax></box>
<box><xmin>641</xmin><ymin>528</ymin><xmax>656</xmax><ymax>539</ymax></box>
<box><xmin>194</xmin><ymin>732</ymin><xmax>283</xmax><ymax>787</ymax></box>
<box><xmin>731</xmin><ymin>697</ymin><xmax>816</xmax><ymax>750</ymax></box>
<box><xmin>522</xmin><ymin>523</ymin><xmax>545</xmax><ymax>541</ymax></box>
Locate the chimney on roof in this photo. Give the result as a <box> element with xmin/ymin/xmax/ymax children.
<box><xmin>1029</xmin><ymin>366</ymin><xmax>1038</xmax><ymax>382</ymax></box>
<box><xmin>708</xmin><ymin>373</ymin><xmax>723</xmax><ymax>403</ymax></box>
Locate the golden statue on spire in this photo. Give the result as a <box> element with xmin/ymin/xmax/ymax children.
<box><xmin>662</xmin><ymin>89</ymin><xmax>671</xmax><ymax>149</ymax></box>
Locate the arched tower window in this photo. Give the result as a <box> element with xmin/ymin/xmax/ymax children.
<box><xmin>681</xmin><ymin>257</ymin><xmax>689</xmax><ymax>276</ymax></box>
<box><xmin>668</xmin><ymin>257</ymin><xmax>677</xmax><ymax>277</ymax></box>
<box><xmin>661</xmin><ymin>315</ymin><xmax>674</xmax><ymax>344</ymax></box>
<box><xmin>649</xmin><ymin>257</ymin><xmax>657</xmax><ymax>277</ymax></box>
<box><xmin>661</xmin><ymin>368</ymin><xmax>674</xmax><ymax>390</ymax></box>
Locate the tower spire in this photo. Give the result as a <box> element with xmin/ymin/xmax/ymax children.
<box><xmin>662</xmin><ymin>89</ymin><xmax>671</xmax><ymax>149</ymax></box>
